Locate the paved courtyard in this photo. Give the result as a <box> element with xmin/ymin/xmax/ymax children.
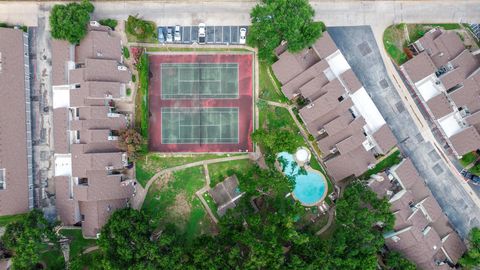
<box><xmin>328</xmin><ymin>26</ymin><xmax>480</xmax><ymax>238</ymax></box>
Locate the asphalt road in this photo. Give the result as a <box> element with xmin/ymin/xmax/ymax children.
<box><xmin>328</xmin><ymin>26</ymin><xmax>480</xmax><ymax>238</ymax></box>
<box><xmin>0</xmin><ymin>1</ymin><xmax>479</xmax><ymax>27</ymax></box>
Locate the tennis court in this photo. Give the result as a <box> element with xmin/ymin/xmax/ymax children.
<box><xmin>162</xmin><ymin>107</ymin><xmax>239</xmax><ymax>144</ymax></box>
<box><xmin>149</xmin><ymin>53</ymin><xmax>253</xmax><ymax>152</ymax></box>
<box><xmin>161</xmin><ymin>63</ymin><xmax>239</xmax><ymax>99</ymax></box>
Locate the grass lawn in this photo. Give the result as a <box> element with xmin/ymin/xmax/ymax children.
<box><xmin>425</xmin><ymin>23</ymin><xmax>461</xmax><ymax>30</ymax></box>
<box><xmin>208</xmin><ymin>159</ymin><xmax>256</xmax><ymax>187</ymax></box>
<box><xmin>0</xmin><ymin>213</ymin><xmax>27</xmax><ymax>227</ymax></box>
<box><xmin>74</xmin><ymin>249</ymin><xmax>102</xmax><ymax>270</ymax></box>
<box><xmin>60</xmin><ymin>229</ymin><xmax>96</xmax><ymax>258</ymax></box>
<box><xmin>259</xmin><ymin>60</ymin><xmax>288</xmax><ymax>103</ymax></box>
<box><xmin>39</xmin><ymin>245</ymin><xmax>65</xmax><ymax>270</ymax></box>
<box><xmin>460</xmin><ymin>151</ymin><xmax>478</xmax><ymax>167</ymax></box>
<box><xmin>136</xmin><ymin>153</ymin><xmax>237</xmax><ymax>187</ymax></box>
<box><xmin>383</xmin><ymin>25</ymin><xmax>408</xmax><ymax>65</ymax></box>
<box><xmin>142</xmin><ymin>166</ymin><xmax>215</xmax><ymax>241</ymax></box>
<box><xmin>361</xmin><ymin>149</ymin><xmax>402</xmax><ymax>179</ymax></box>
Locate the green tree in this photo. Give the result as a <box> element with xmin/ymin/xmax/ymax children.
<box><xmin>50</xmin><ymin>0</ymin><xmax>94</xmax><ymax>44</ymax></box>
<box><xmin>252</xmin><ymin>128</ymin><xmax>298</xmax><ymax>156</ymax></box>
<box><xmin>2</xmin><ymin>210</ymin><xmax>59</xmax><ymax>270</ymax></box>
<box><xmin>247</xmin><ymin>0</ymin><xmax>323</xmax><ymax>62</ymax></box>
<box><xmin>98</xmin><ymin>208</ymin><xmax>158</xmax><ymax>268</ymax></box>
<box><xmin>460</xmin><ymin>227</ymin><xmax>480</xmax><ymax>269</ymax></box>
<box><xmin>384</xmin><ymin>250</ymin><xmax>417</xmax><ymax>270</ymax></box>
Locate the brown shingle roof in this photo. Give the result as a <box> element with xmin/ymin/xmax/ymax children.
<box><xmin>372</xmin><ymin>124</ymin><xmax>397</xmax><ymax>154</ymax></box>
<box><xmin>449</xmin><ymin>126</ymin><xmax>480</xmax><ymax>156</ymax></box>
<box><xmin>340</xmin><ymin>69</ymin><xmax>362</xmax><ymax>93</ymax></box>
<box><xmin>312</xmin><ymin>32</ymin><xmax>338</xmax><ymax>59</ymax></box>
<box><xmin>426</xmin><ymin>93</ymin><xmax>453</xmax><ymax>119</ymax></box>
<box><xmin>79</xmin><ymin>199</ymin><xmax>128</xmax><ymax>237</ymax></box>
<box><xmin>0</xmin><ymin>28</ymin><xmax>29</xmax><ymax>216</ymax></box>
<box><xmin>449</xmin><ymin>78</ymin><xmax>480</xmax><ymax>113</ymax></box>
<box><xmin>75</xmin><ymin>30</ymin><xmax>122</xmax><ymax>63</ymax></box>
<box><xmin>52</xmin><ymin>40</ymin><xmax>71</xmax><ymax>85</ymax></box>
<box><xmin>272</xmin><ymin>47</ymin><xmax>320</xmax><ymax>85</ymax></box>
<box><xmin>402</xmin><ymin>52</ymin><xmax>437</xmax><ymax>83</ymax></box>
<box><xmin>281</xmin><ymin>60</ymin><xmax>329</xmax><ymax>99</ymax></box>
<box><xmin>324</xmin><ymin>146</ymin><xmax>376</xmax><ymax>181</ymax></box>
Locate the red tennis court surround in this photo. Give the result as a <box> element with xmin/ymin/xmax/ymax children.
<box><xmin>149</xmin><ymin>53</ymin><xmax>253</xmax><ymax>152</ymax></box>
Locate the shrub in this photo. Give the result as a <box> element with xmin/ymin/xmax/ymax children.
<box><xmin>123</xmin><ymin>46</ymin><xmax>130</xmax><ymax>59</ymax></box>
<box><xmin>126</xmin><ymin>88</ymin><xmax>132</xmax><ymax>96</ymax></box>
<box><xmin>99</xmin><ymin>18</ymin><xmax>118</xmax><ymax>30</ymax></box>
<box><xmin>132</xmin><ymin>74</ymin><xmax>136</xmax><ymax>82</ymax></box>
<box><xmin>125</xmin><ymin>15</ymin><xmax>156</xmax><ymax>42</ymax></box>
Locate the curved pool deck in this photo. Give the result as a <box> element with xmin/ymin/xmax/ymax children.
<box><xmin>277</xmin><ymin>152</ymin><xmax>328</xmax><ymax>206</ymax></box>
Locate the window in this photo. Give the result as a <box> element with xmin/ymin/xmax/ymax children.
<box><xmin>78</xmin><ymin>178</ymin><xmax>88</xmax><ymax>186</ymax></box>
<box><xmin>0</xmin><ymin>169</ymin><xmax>5</xmax><ymax>190</ymax></box>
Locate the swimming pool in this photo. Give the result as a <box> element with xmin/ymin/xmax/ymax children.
<box><xmin>278</xmin><ymin>152</ymin><xmax>327</xmax><ymax>206</ymax></box>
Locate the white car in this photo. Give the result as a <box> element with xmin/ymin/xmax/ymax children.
<box><xmin>239</xmin><ymin>28</ymin><xmax>247</xmax><ymax>44</ymax></box>
<box><xmin>198</xmin><ymin>23</ymin><xmax>206</xmax><ymax>44</ymax></box>
<box><xmin>174</xmin><ymin>25</ymin><xmax>181</xmax><ymax>42</ymax></box>
<box><xmin>166</xmin><ymin>27</ymin><xmax>173</xmax><ymax>43</ymax></box>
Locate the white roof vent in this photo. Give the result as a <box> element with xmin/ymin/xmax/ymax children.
<box><xmin>90</xmin><ymin>21</ymin><xmax>100</xmax><ymax>27</ymax></box>
<box><xmin>118</xmin><ymin>66</ymin><xmax>128</xmax><ymax>71</ymax></box>
<box><xmin>306</xmin><ymin>103</ymin><xmax>315</xmax><ymax>109</ymax></box>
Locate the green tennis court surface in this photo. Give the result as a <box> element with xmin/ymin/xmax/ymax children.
<box><xmin>161</xmin><ymin>63</ymin><xmax>239</xmax><ymax>99</ymax></box>
<box><xmin>161</xmin><ymin>107</ymin><xmax>239</xmax><ymax>144</ymax></box>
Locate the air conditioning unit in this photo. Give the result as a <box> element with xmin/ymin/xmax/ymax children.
<box><xmin>117</xmin><ymin>66</ymin><xmax>128</xmax><ymax>71</ymax></box>
<box><xmin>105</xmin><ymin>166</ymin><xmax>114</xmax><ymax>171</ymax></box>
<box><xmin>318</xmin><ymin>128</ymin><xmax>326</xmax><ymax>135</ymax></box>
<box><xmin>90</xmin><ymin>21</ymin><xmax>100</xmax><ymax>27</ymax></box>
<box><xmin>329</xmin><ymin>147</ymin><xmax>337</xmax><ymax>154</ymax></box>
<box><xmin>306</xmin><ymin>103</ymin><xmax>315</xmax><ymax>109</ymax></box>
<box><xmin>435</xmin><ymin>80</ymin><xmax>441</xmax><ymax>85</ymax></box>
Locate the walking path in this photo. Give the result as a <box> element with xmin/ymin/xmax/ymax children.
<box><xmin>132</xmin><ymin>155</ymin><xmax>250</xmax><ymax>210</ymax></box>
<box><xmin>195</xmin><ymin>164</ymin><xmax>219</xmax><ymax>224</ymax></box>
<box><xmin>315</xmin><ymin>207</ymin><xmax>336</xmax><ymax>236</ymax></box>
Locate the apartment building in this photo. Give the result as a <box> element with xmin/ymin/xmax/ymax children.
<box><xmin>401</xmin><ymin>28</ymin><xmax>480</xmax><ymax>157</ymax></box>
<box><xmin>52</xmin><ymin>23</ymin><xmax>135</xmax><ymax>237</ymax></box>
<box><xmin>272</xmin><ymin>32</ymin><xmax>397</xmax><ymax>181</ymax></box>
<box><xmin>0</xmin><ymin>27</ymin><xmax>33</xmax><ymax>216</ymax></box>
<box><xmin>369</xmin><ymin>158</ymin><xmax>466</xmax><ymax>269</ymax></box>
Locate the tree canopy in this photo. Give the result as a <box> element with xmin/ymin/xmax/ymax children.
<box><xmin>50</xmin><ymin>0</ymin><xmax>94</xmax><ymax>44</ymax></box>
<box><xmin>1</xmin><ymin>210</ymin><xmax>59</xmax><ymax>269</ymax></box>
<box><xmin>93</xmin><ymin>175</ymin><xmax>399</xmax><ymax>269</ymax></box>
<box><xmin>118</xmin><ymin>128</ymin><xmax>144</xmax><ymax>160</ymax></box>
<box><xmin>247</xmin><ymin>0</ymin><xmax>324</xmax><ymax>62</ymax></box>
<box><xmin>460</xmin><ymin>227</ymin><xmax>480</xmax><ymax>269</ymax></box>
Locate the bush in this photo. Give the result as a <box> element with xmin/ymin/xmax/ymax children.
<box><xmin>132</xmin><ymin>74</ymin><xmax>136</xmax><ymax>82</ymax></box>
<box><xmin>99</xmin><ymin>18</ymin><xmax>118</xmax><ymax>30</ymax></box>
<box><xmin>123</xmin><ymin>46</ymin><xmax>130</xmax><ymax>59</ymax></box>
<box><xmin>125</xmin><ymin>15</ymin><xmax>156</xmax><ymax>42</ymax></box>
<box><xmin>50</xmin><ymin>0</ymin><xmax>94</xmax><ymax>44</ymax></box>
<box><xmin>126</xmin><ymin>88</ymin><xmax>132</xmax><ymax>96</ymax></box>
<box><xmin>137</xmin><ymin>53</ymin><xmax>150</xmax><ymax>138</ymax></box>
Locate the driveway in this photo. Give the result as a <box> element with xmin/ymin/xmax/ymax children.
<box><xmin>328</xmin><ymin>26</ymin><xmax>480</xmax><ymax>238</ymax></box>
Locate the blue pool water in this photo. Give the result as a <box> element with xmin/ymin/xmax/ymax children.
<box><xmin>278</xmin><ymin>152</ymin><xmax>326</xmax><ymax>205</ymax></box>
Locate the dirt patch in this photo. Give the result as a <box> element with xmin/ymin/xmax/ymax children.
<box><xmin>166</xmin><ymin>192</ymin><xmax>191</xmax><ymax>228</ymax></box>
<box><xmin>154</xmin><ymin>171</ymin><xmax>173</xmax><ymax>189</ymax></box>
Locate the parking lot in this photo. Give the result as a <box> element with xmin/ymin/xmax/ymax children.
<box><xmin>157</xmin><ymin>25</ymin><xmax>248</xmax><ymax>45</ymax></box>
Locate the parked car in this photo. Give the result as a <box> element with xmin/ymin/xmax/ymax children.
<box><xmin>174</xmin><ymin>25</ymin><xmax>181</xmax><ymax>42</ymax></box>
<box><xmin>166</xmin><ymin>27</ymin><xmax>173</xmax><ymax>43</ymax></box>
<box><xmin>198</xmin><ymin>23</ymin><xmax>206</xmax><ymax>44</ymax></box>
<box><xmin>157</xmin><ymin>27</ymin><xmax>165</xmax><ymax>43</ymax></box>
<box><xmin>463</xmin><ymin>169</ymin><xmax>480</xmax><ymax>185</ymax></box>
<box><xmin>239</xmin><ymin>27</ymin><xmax>247</xmax><ymax>44</ymax></box>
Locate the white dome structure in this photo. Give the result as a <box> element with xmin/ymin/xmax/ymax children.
<box><xmin>294</xmin><ymin>147</ymin><xmax>311</xmax><ymax>165</ymax></box>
